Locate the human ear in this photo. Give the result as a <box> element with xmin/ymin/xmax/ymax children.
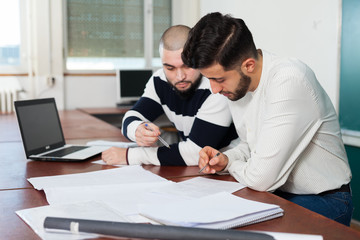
<box><xmin>241</xmin><ymin>58</ymin><xmax>256</xmax><ymax>73</ymax></box>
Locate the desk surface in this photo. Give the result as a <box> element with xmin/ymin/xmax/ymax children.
<box><xmin>2</xmin><ymin>172</ymin><xmax>360</xmax><ymax>240</ymax></box>
<box><xmin>1</xmin><ymin>109</ymin><xmax>360</xmax><ymax>240</ymax></box>
<box><xmin>78</xmin><ymin>107</ymin><xmax>129</xmax><ymax>115</ymax></box>
<box><xmin>0</xmin><ymin>114</ymin><xmax>22</xmax><ymax>142</ymax></box>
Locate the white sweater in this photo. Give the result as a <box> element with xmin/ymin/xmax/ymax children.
<box><xmin>224</xmin><ymin>50</ymin><xmax>351</xmax><ymax>194</ymax></box>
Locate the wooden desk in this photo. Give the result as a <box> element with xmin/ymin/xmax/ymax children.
<box><xmin>79</xmin><ymin>107</ymin><xmax>178</xmax><ymax>133</ymax></box>
<box><xmin>0</xmin><ymin>139</ymin><xmax>202</xmax><ymax>190</ymax></box>
<box><xmin>0</xmin><ymin>189</ymin><xmax>48</xmax><ymax>240</ymax></box>
<box><xmin>78</xmin><ymin>107</ymin><xmax>129</xmax><ymax>115</ymax></box>
<box><xmin>58</xmin><ymin>110</ymin><xmax>126</xmax><ymax>140</ymax></box>
<box><xmin>2</xmin><ymin>171</ymin><xmax>360</xmax><ymax>240</ymax></box>
<box><xmin>0</xmin><ymin>110</ymin><xmax>127</xmax><ymax>190</ymax></box>
<box><xmin>1</xmin><ymin>110</ymin><xmax>360</xmax><ymax>240</ymax></box>
<box><xmin>0</xmin><ymin>114</ymin><xmax>22</xmax><ymax>142</ymax></box>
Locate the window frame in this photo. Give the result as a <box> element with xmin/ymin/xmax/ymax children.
<box><xmin>63</xmin><ymin>0</ymin><xmax>169</xmax><ymax>73</ymax></box>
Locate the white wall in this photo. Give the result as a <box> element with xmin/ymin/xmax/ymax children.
<box><xmin>199</xmin><ymin>0</ymin><xmax>341</xmax><ymax>111</ymax></box>
<box><xmin>172</xmin><ymin>0</ymin><xmax>200</xmax><ymax>27</ymax></box>
<box><xmin>65</xmin><ymin>75</ymin><xmax>117</xmax><ymax>109</ymax></box>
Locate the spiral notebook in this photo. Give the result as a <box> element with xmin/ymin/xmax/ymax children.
<box><xmin>139</xmin><ymin>192</ymin><xmax>283</xmax><ymax>229</ymax></box>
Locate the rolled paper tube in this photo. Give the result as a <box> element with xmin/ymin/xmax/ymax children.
<box><xmin>44</xmin><ymin>217</ymin><xmax>275</xmax><ymax>240</ymax></box>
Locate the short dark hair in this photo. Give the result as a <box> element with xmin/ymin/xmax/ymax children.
<box><xmin>182</xmin><ymin>12</ymin><xmax>258</xmax><ymax>71</ymax></box>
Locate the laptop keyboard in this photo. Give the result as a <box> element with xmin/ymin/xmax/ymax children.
<box><xmin>42</xmin><ymin>146</ymin><xmax>89</xmax><ymax>157</ymax></box>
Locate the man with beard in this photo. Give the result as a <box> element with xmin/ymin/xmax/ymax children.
<box><xmin>181</xmin><ymin>13</ymin><xmax>353</xmax><ymax>226</ymax></box>
<box><xmin>102</xmin><ymin>25</ymin><xmax>237</xmax><ymax>166</ymax></box>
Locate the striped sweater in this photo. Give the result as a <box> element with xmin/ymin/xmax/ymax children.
<box><xmin>122</xmin><ymin>68</ymin><xmax>237</xmax><ymax>166</ymax></box>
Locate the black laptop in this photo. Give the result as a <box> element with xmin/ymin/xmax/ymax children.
<box><xmin>14</xmin><ymin>98</ymin><xmax>108</xmax><ymax>161</ymax></box>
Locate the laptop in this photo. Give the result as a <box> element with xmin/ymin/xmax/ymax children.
<box><xmin>14</xmin><ymin>98</ymin><xmax>108</xmax><ymax>161</ymax></box>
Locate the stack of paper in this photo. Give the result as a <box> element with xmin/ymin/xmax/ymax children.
<box><xmin>17</xmin><ymin>166</ymin><xmax>288</xmax><ymax>239</ymax></box>
<box><xmin>139</xmin><ymin>192</ymin><xmax>283</xmax><ymax>229</ymax></box>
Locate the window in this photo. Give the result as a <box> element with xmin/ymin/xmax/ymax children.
<box><xmin>0</xmin><ymin>0</ymin><xmax>27</xmax><ymax>72</ymax></box>
<box><xmin>65</xmin><ymin>0</ymin><xmax>171</xmax><ymax>70</ymax></box>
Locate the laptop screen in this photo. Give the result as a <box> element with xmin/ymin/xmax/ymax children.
<box><xmin>15</xmin><ymin>98</ymin><xmax>65</xmax><ymax>157</ymax></box>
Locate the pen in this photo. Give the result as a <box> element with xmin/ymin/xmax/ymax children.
<box><xmin>145</xmin><ymin>123</ymin><xmax>171</xmax><ymax>149</ymax></box>
<box><xmin>199</xmin><ymin>152</ymin><xmax>221</xmax><ymax>173</ymax></box>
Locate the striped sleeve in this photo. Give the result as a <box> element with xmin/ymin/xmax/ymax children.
<box><xmin>121</xmin><ymin>76</ymin><xmax>164</xmax><ymax>141</ymax></box>
<box><xmin>173</xmin><ymin>93</ymin><xmax>237</xmax><ymax>166</ymax></box>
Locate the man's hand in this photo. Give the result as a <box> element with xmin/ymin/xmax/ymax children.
<box><xmin>199</xmin><ymin>146</ymin><xmax>229</xmax><ymax>174</ymax></box>
<box><xmin>135</xmin><ymin>122</ymin><xmax>160</xmax><ymax>147</ymax></box>
<box><xmin>102</xmin><ymin>147</ymin><xmax>128</xmax><ymax>165</ymax></box>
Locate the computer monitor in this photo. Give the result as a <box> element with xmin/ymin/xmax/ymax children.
<box><xmin>116</xmin><ymin>69</ymin><xmax>153</xmax><ymax>106</ymax></box>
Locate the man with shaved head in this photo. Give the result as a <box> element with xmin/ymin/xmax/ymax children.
<box><xmin>102</xmin><ymin>25</ymin><xmax>237</xmax><ymax>166</ymax></box>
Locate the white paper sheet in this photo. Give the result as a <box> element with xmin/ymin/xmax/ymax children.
<box><xmin>42</xmin><ymin>177</ymin><xmax>245</xmax><ymax>216</ymax></box>
<box><xmin>44</xmin><ymin>182</ymin><xmax>173</xmax><ymax>215</ymax></box>
<box><xmin>16</xmin><ymin>201</ymin><xmax>129</xmax><ymax>240</ymax></box>
<box><xmin>91</xmin><ymin>159</ymin><xmax>126</xmax><ymax>167</ymax></box>
<box><xmin>149</xmin><ymin>177</ymin><xmax>246</xmax><ymax>198</ymax></box>
<box><xmin>86</xmin><ymin>140</ymin><xmax>138</xmax><ymax>148</ymax></box>
<box><xmin>28</xmin><ymin>165</ymin><xmax>167</xmax><ymax>190</ymax></box>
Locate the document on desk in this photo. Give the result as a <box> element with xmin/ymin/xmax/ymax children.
<box><xmin>86</xmin><ymin>140</ymin><xmax>138</xmax><ymax>148</ymax></box>
<box><xmin>42</xmin><ymin>177</ymin><xmax>244</xmax><ymax>216</ymax></box>
<box><xmin>149</xmin><ymin>177</ymin><xmax>246</xmax><ymax>198</ymax></box>
<box><xmin>139</xmin><ymin>192</ymin><xmax>284</xmax><ymax>229</ymax></box>
<box><xmin>28</xmin><ymin>165</ymin><xmax>167</xmax><ymax>190</ymax></box>
<box><xmin>44</xmin><ymin>182</ymin><xmax>174</xmax><ymax>215</ymax></box>
<box><xmin>91</xmin><ymin>159</ymin><xmax>127</xmax><ymax>166</ymax></box>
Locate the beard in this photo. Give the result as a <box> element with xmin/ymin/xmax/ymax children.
<box><xmin>167</xmin><ymin>74</ymin><xmax>202</xmax><ymax>100</ymax></box>
<box><xmin>223</xmin><ymin>71</ymin><xmax>251</xmax><ymax>101</ymax></box>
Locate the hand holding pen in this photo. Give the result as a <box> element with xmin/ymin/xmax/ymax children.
<box><xmin>135</xmin><ymin>122</ymin><xmax>163</xmax><ymax>147</ymax></box>
<box><xmin>198</xmin><ymin>146</ymin><xmax>228</xmax><ymax>174</ymax></box>
<box><xmin>144</xmin><ymin>123</ymin><xmax>171</xmax><ymax>149</ymax></box>
<box><xmin>199</xmin><ymin>152</ymin><xmax>220</xmax><ymax>173</ymax></box>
